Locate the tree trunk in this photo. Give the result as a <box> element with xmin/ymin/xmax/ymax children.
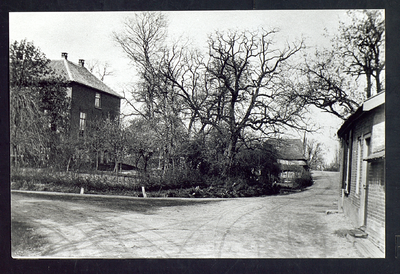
<box><xmin>375</xmin><ymin>69</ymin><xmax>382</xmax><ymax>94</ymax></box>
<box><xmin>375</xmin><ymin>53</ymin><xmax>382</xmax><ymax>94</ymax></box>
<box><xmin>223</xmin><ymin>133</ymin><xmax>239</xmax><ymax>177</ymax></box>
<box><xmin>113</xmin><ymin>159</ymin><xmax>118</xmax><ymax>173</ymax></box>
<box><xmin>366</xmin><ymin>72</ymin><xmax>372</xmax><ymax>98</ymax></box>
<box><xmin>66</xmin><ymin>156</ymin><xmax>71</xmax><ymax>172</ymax></box>
<box><xmin>144</xmin><ymin>156</ymin><xmax>149</xmax><ymax>172</ymax></box>
<box><xmin>95</xmin><ymin>151</ymin><xmax>99</xmax><ymax>170</ymax></box>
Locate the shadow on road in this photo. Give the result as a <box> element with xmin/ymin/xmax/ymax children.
<box><xmin>11</xmin><ymin>219</ymin><xmax>49</xmax><ymax>256</ymax></box>
<box><xmin>12</xmin><ymin>191</ymin><xmax>224</xmax><ymax>214</ymax></box>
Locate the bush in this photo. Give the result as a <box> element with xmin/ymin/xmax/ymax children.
<box><xmin>141</xmin><ymin>167</ymin><xmax>205</xmax><ymax>192</ymax></box>
<box><xmin>293</xmin><ymin>171</ymin><xmax>313</xmax><ymax>189</ymax></box>
<box><xmin>10</xmin><ymin>166</ymin><xmax>282</xmax><ymax>198</ymax></box>
<box><xmin>324</xmin><ymin>163</ymin><xmax>340</xmax><ymax>172</ymax></box>
<box><xmin>11</xmin><ymin>168</ymin><xmax>141</xmax><ymax>195</ymax></box>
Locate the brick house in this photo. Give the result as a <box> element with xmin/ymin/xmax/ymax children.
<box><xmin>49</xmin><ymin>53</ymin><xmax>123</xmax><ymax>169</ymax></box>
<box><xmin>337</xmin><ymin>91</ymin><xmax>385</xmax><ymax>252</ymax></box>
<box><xmin>49</xmin><ymin>52</ymin><xmax>123</xmax><ymax>137</ymax></box>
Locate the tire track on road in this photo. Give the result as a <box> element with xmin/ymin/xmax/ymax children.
<box><xmin>176</xmin><ymin>200</ymin><xmax>249</xmax><ymax>257</ymax></box>
<box><xmin>32</xmin><ymin>203</ymin><xmax>115</xmax><ymax>257</ymax></box>
<box><xmin>14</xmin><ymin>198</ymin><xmax>143</xmax><ymax>257</ymax></box>
<box><xmin>216</xmin><ymin>198</ymin><xmax>292</xmax><ymax>257</ymax></box>
<box><xmin>113</xmin><ymin>214</ymin><xmax>194</xmax><ymax>258</ymax></box>
<box><xmin>215</xmin><ymin>179</ymin><xmax>335</xmax><ymax>258</ymax></box>
<box><xmin>13</xmin><ymin>210</ymin><xmax>84</xmax><ymax>257</ymax></box>
<box><xmin>216</xmin><ymin>203</ymin><xmax>265</xmax><ymax>257</ymax></box>
<box><xmin>53</xmin><ymin>206</ymin><xmax>172</xmax><ymax>258</ymax></box>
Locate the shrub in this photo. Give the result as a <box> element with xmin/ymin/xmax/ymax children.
<box><xmin>293</xmin><ymin>171</ymin><xmax>313</xmax><ymax>189</ymax></box>
<box><xmin>142</xmin><ymin>167</ymin><xmax>205</xmax><ymax>191</ymax></box>
<box><xmin>10</xmin><ymin>166</ymin><xmax>281</xmax><ymax>198</ymax></box>
<box><xmin>324</xmin><ymin>163</ymin><xmax>340</xmax><ymax>172</ymax></box>
<box><xmin>11</xmin><ymin>167</ymin><xmax>140</xmax><ymax>194</ymax></box>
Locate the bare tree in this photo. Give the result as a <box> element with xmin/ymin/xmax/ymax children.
<box><xmin>85</xmin><ymin>120</ymin><xmax>107</xmax><ymax>170</ymax></box>
<box><xmin>300</xmin><ymin>10</ymin><xmax>385</xmax><ymax>120</ymax></box>
<box><xmin>163</xmin><ymin>29</ymin><xmax>308</xmax><ymax>175</ymax></box>
<box><xmin>125</xmin><ymin>118</ymin><xmax>159</xmax><ymax>172</ymax></box>
<box><xmin>115</xmin><ymin>13</ymin><xmax>319</xmax><ymax>177</ymax></box>
<box><xmin>305</xmin><ymin>138</ymin><xmax>325</xmax><ymax>170</ymax></box>
<box><xmin>339</xmin><ymin>10</ymin><xmax>385</xmax><ymax>97</ymax></box>
<box><xmin>299</xmin><ymin>49</ymin><xmax>362</xmax><ymax>120</ymax></box>
<box><xmin>113</xmin><ymin>11</ymin><xmax>167</xmax><ymax>119</ymax></box>
<box><xmin>86</xmin><ymin>60</ymin><xmax>114</xmax><ymax>81</ymax></box>
<box><xmin>101</xmin><ymin>118</ymin><xmax>128</xmax><ymax>173</ymax></box>
<box><xmin>114</xmin><ymin>12</ymin><xmax>190</xmax><ymax>172</ymax></box>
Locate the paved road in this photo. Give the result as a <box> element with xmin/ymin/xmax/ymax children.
<box><xmin>11</xmin><ymin>171</ymin><xmax>362</xmax><ymax>258</ymax></box>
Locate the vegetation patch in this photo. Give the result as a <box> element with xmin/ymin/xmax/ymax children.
<box><xmin>12</xmin><ymin>219</ymin><xmax>48</xmax><ymax>257</ymax></box>
<box><xmin>11</xmin><ymin>167</ymin><xmax>287</xmax><ymax>198</ymax></box>
<box><xmin>11</xmin><ymin>168</ymin><xmax>142</xmax><ymax>196</ymax></box>
<box><xmin>292</xmin><ymin>171</ymin><xmax>314</xmax><ymax>189</ymax></box>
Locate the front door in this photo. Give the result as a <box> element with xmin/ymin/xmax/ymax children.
<box><xmin>359</xmin><ymin>135</ymin><xmax>371</xmax><ymax>228</ymax></box>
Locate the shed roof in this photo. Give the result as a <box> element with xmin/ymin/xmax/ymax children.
<box><xmin>49</xmin><ymin>59</ymin><xmax>123</xmax><ymax>99</ymax></box>
<box><xmin>267</xmin><ymin>139</ymin><xmax>306</xmax><ymax>161</ymax></box>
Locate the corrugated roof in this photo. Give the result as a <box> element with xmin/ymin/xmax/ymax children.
<box><xmin>49</xmin><ymin>60</ymin><xmax>123</xmax><ymax>99</ymax></box>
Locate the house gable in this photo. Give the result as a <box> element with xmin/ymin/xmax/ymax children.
<box><xmin>48</xmin><ymin>54</ymin><xmax>122</xmax><ymax>136</ymax></box>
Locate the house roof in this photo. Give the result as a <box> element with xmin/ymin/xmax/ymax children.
<box><xmin>337</xmin><ymin>106</ymin><xmax>364</xmax><ymax>137</ymax></box>
<box><xmin>268</xmin><ymin>139</ymin><xmax>306</xmax><ymax>161</ymax></box>
<box><xmin>49</xmin><ymin>59</ymin><xmax>123</xmax><ymax>99</ymax></box>
<box><xmin>280</xmin><ymin>163</ymin><xmax>307</xmax><ymax>171</ymax></box>
<box><xmin>337</xmin><ymin>92</ymin><xmax>385</xmax><ymax>137</ymax></box>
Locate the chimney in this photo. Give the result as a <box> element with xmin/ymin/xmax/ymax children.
<box><xmin>79</xmin><ymin>59</ymin><xmax>85</xmax><ymax>67</ymax></box>
<box><xmin>61</xmin><ymin>52</ymin><xmax>68</xmax><ymax>60</ymax></box>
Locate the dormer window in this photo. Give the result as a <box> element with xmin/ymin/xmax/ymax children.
<box><xmin>95</xmin><ymin>92</ymin><xmax>101</xmax><ymax>108</ymax></box>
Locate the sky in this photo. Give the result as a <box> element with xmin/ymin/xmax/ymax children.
<box><xmin>9</xmin><ymin>10</ymin><xmax>365</xmax><ymax>163</ymax></box>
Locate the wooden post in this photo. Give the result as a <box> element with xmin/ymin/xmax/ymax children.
<box><xmin>141</xmin><ymin>186</ymin><xmax>147</xmax><ymax>198</ymax></box>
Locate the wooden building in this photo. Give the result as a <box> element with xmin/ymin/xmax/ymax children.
<box><xmin>269</xmin><ymin>139</ymin><xmax>308</xmax><ymax>184</ymax></box>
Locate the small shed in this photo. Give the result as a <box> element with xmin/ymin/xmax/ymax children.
<box><xmin>268</xmin><ymin>139</ymin><xmax>308</xmax><ymax>183</ymax></box>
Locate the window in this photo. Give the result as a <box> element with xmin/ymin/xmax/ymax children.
<box><xmin>95</xmin><ymin>93</ymin><xmax>101</xmax><ymax>108</ymax></box>
<box><xmin>79</xmin><ymin>112</ymin><xmax>86</xmax><ymax>136</ymax></box>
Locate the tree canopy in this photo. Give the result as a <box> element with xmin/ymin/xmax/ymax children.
<box><xmin>299</xmin><ymin>10</ymin><xmax>385</xmax><ymax>120</ymax></box>
<box><xmin>10</xmin><ymin>39</ymin><xmax>70</xmax><ymax>167</ymax></box>
<box><xmin>114</xmin><ymin>12</ymin><xmax>311</xmax><ymax>176</ymax></box>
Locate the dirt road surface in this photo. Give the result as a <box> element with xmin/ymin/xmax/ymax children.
<box><xmin>11</xmin><ymin>171</ymin><xmax>363</xmax><ymax>258</ymax></box>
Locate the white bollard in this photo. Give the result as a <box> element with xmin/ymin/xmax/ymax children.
<box><xmin>80</xmin><ymin>187</ymin><xmax>84</xmax><ymax>194</ymax></box>
<box><xmin>141</xmin><ymin>186</ymin><xmax>147</xmax><ymax>198</ymax></box>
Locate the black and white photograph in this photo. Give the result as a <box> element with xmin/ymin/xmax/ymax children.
<box><xmin>9</xmin><ymin>10</ymin><xmax>385</xmax><ymax>259</ymax></box>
